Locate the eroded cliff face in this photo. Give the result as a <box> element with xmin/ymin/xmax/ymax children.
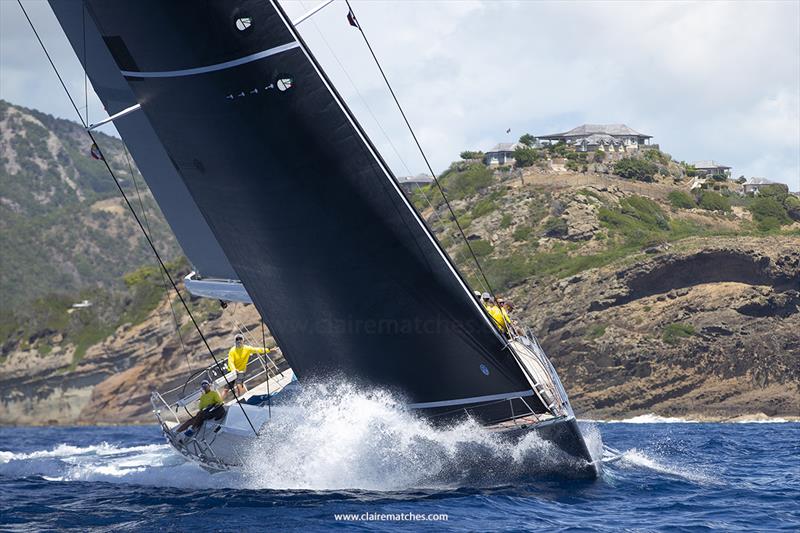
<box><xmin>507</xmin><ymin>238</ymin><xmax>799</xmax><ymax>419</ymax></box>
<box><xmin>0</xmin><ymin>302</ymin><xmax>278</xmax><ymax>425</ymax></box>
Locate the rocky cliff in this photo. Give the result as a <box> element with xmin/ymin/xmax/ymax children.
<box><xmin>1</xmin><ymin>102</ymin><xmax>798</xmax><ymax>424</ymax></box>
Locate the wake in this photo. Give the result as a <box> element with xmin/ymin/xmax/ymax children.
<box><xmin>1</xmin><ymin>383</ymin><xmax>601</xmax><ymax>491</ymax></box>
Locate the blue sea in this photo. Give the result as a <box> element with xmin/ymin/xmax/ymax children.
<box><xmin>1</xmin><ymin>416</ymin><xmax>798</xmax><ymax>532</ymax></box>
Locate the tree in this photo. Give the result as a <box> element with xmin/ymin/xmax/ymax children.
<box><xmin>614</xmin><ymin>157</ymin><xmax>658</xmax><ymax>182</ymax></box>
<box><xmin>518</xmin><ymin>133</ymin><xmax>536</xmax><ymax>147</ymax></box>
<box><xmin>460</xmin><ymin>150</ymin><xmax>484</xmax><ymax>160</ymax></box>
<box><xmin>513</xmin><ymin>146</ymin><xmax>542</xmax><ymax>168</ymax></box>
<box><xmin>749</xmin><ymin>196</ymin><xmax>791</xmax><ymax>230</ymax></box>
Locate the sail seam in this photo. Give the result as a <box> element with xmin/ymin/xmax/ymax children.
<box><xmin>407</xmin><ymin>390</ymin><xmax>535</xmax><ymax>409</ymax></box>
<box><xmin>120</xmin><ymin>41</ymin><xmax>300</xmax><ymax>78</ymax></box>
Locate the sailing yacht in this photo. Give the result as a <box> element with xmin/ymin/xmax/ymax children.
<box><xmin>49</xmin><ymin>0</ymin><xmax>600</xmax><ymax>478</ymax></box>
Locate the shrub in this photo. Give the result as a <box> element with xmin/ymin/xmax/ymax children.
<box><xmin>565</xmin><ymin>160</ymin><xmax>581</xmax><ymax>172</ymax></box>
<box><xmin>587</xmin><ymin>324</ymin><xmax>606</xmax><ymax>339</ymax></box>
<box><xmin>439</xmin><ymin>164</ymin><xmax>493</xmax><ymax>200</ymax></box>
<box><xmin>598</xmin><ymin>195</ymin><xmax>670</xmax><ymax>245</ymax></box>
<box><xmin>471</xmin><ymin>198</ymin><xmax>497</xmax><ymax>218</ymax></box>
<box><xmin>468</xmin><ymin>240</ymin><xmax>493</xmax><ymax>257</ymax></box>
<box><xmin>512</xmin><ymin>225</ymin><xmax>532</xmax><ymax>241</ymax></box>
<box><xmin>749</xmin><ymin>196</ymin><xmax>791</xmax><ymax>230</ymax></box>
<box><xmin>710</xmin><ymin>172</ymin><xmax>728</xmax><ymax>182</ymax></box>
<box><xmin>614</xmin><ymin>157</ymin><xmax>658</xmax><ymax>182</ymax></box>
<box><xmin>698</xmin><ymin>191</ymin><xmax>731</xmax><ymax>212</ymax></box>
<box><xmin>547</xmin><ymin>141</ymin><xmax>569</xmax><ymax>158</ymax></box>
<box><xmin>784</xmin><ymin>195</ymin><xmax>800</xmax><ymax>222</ymax></box>
<box><xmin>593</xmin><ymin>151</ymin><xmax>606</xmax><ymax>162</ymax></box>
<box><xmin>662</xmin><ymin>323</ymin><xmax>696</xmax><ymax>345</ymax></box>
<box><xmin>499</xmin><ymin>213</ymin><xmax>513</xmax><ymax>228</ymax></box>
<box><xmin>513</xmin><ymin>146</ymin><xmax>542</xmax><ymax>168</ymax></box>
<box><xmin>668</xmin><ymin>190</ymin><xmax>695</xmax><ymax>209</ymax></box>
<box><xmin>756</xmin><ymin>183</ymin><xmax>789</xmax><ymax>199</ymax></box>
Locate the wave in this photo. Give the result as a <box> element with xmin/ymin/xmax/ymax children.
<box><xmin>1</xmin><ymin>383</ymin><xmax>601</xmax><ymax>491</ymax></box>
<box><xmin>243</xmin><ymin>382</ymin><xmax>600</xmax><ymax>490</ymax></box>
<box><xmin>603</xmin><ymin>414</ymin><xmax>699</xmax><ymax>424</ymax></box>
<box><xmin>611</xmin><ymin>448</ymin><xmax>716</xmax><ymax>484</ymax></box>
<box><xmin>599</xmin><ymin>413</ymin><xmax>797</xmax><ymax>424</ymax></box>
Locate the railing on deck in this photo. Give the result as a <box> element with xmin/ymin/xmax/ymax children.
<box><xmin>150</xmin><ymin>351</ymin><xmax>282</xmax><ymax>425</ymax></box>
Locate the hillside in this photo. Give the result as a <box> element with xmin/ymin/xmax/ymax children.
<box><xmin>1</xmin><ymin>104</ymin><xmax>798</xmax><ymax>424</ymax></box>
<box><xmin>0</xmin><ymin>100</ymin><xmax>180</xmax><ymax>308</ymax></box>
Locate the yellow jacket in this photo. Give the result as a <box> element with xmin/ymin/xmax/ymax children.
<box><xmin>198</xmin><ymin>390</ymin><xmax>222</xmax><ymax>410</ymax></box>
<box><xmin>485</xmin><ymin>304</ymin><xmax>509</xmax><ymax>333</ymax></box>
<box><xmin>227</xmin><ymin>345</ymin><xmax>267</xmax><ymax>373</ymax></box>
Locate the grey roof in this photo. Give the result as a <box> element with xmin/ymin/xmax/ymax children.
<box><xmin>539</xmin><ymin>123</ymin><xmax>651</xmax><ymax>139</ymax></box>
<box><xmin>486</xmin><ymin>141</ymin><xmax>525</xmax><ymax>153</ymax></box>
<box><xmin>744</xmin><ymin>177</ymin><xmax>777</xmax><ymax>186</ymax></box>
<box><xmin>692</xmin><ymin>160</ymin><xmax>731</xmax><ymax>170</ymax></box>
<box><xmin>397</xmin><ymin>173</ymin><xmax>433</xmax><ymax>184</ymax></box>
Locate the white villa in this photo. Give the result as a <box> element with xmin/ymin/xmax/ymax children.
<box><xmin>536</xmin><ymin>124</ymin><xmax>653</xmax><ymax>152</ymax></box>
<box><xmin>396</xmin><ymin>173</ymin><xmax>434</xmax><ymax>193</ymax></box>
<box><xmin>692</xmin><ymin>160</ymin><xmax>732</xmax><ymax>178</ymax></box>
<box><xmin>743</xmin><ymin>177</ymin><xmax>786</xmax><ymax>195</ymax></box>
<box><xmin>484</xmin><ymin>142</ymin><xmax>526</xmax><ymax>166</ymax></box>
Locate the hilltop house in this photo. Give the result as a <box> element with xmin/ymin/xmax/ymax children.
<box><xmin>396</xmin><ymin>173</ymin><xmax>434</xmax><ymax>193</ymax></box>
<box><xmin>692</xmin><ymin>160</ymin><xmax>732</xmax><ymax>178</ymax></box>
<box><xmin>536</xmin><ymin>124</ymin><xmax>652</xmax><ymax>152</ymax></box>
<box><xmin>743</xmin><ymin>177</ymin><xmax>787</xmax><ymax>195</ymax></box>
<box><xmin>484</xmin><ymin>142</ymin><xmax>526</xmax><ymax>166</ymax></box>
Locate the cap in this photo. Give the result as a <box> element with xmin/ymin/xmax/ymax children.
<box><xmin>234</xmin><ymin>334</ymin><xmax>244</xmax><ymax>341</ymax></box>
<box><xmin>481</xmin><ymin>292</ymin><xmax>491</xmax><ymax>301</ymax></box>
<box><xmin>473</xmin><ymin>290</ymin><xmax>481</xmax><ymax>297</ymax></box>
<box><xmin>201</xmin><ymin>379</ymin><xmax>211</xmax><ymax>387</ymax></box>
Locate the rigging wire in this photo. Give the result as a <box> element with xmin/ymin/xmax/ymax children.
<box><xmin>343</xmin><ymin>0</ymin><xmax>499</xmax><ymax>302</ymax></box>
<box><xmin>122</xmin><ymin>145</ymin><xmax>194</xmax><ymax>375</ymax></box>
<box><xmin>17</xmin><ymin>0</ymin><xmax>258</xmax><ymax>436</ymax></box>
<box><xmin>295</xmin><ymin>0</ymin><xmax>488</xmax><ymax>297</ymax></box>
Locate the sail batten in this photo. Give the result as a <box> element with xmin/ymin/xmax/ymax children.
<box><xmin>53</xmin><ymin>0</ymin><xmax>545</xmax><ymax>418</ymax></box>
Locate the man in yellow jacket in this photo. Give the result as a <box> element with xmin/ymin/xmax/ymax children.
<box><xmin>224</xmin><ymin>333</ymin><xmax>268</xmax><ymax>400</ymax></box>
<box><xmin>176</xmin><ymin>380</ymin><xmax>225</xmax><ymax>434</ymax></box>
<box><xmin>481</xmin><ymin>292</ymin><xmax>510</xmax><ymax>335</ymax></box>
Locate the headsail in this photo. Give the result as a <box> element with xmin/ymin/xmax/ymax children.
<box><xmin>52</xmin><ymin>0</ymin><xmax>545</xmax><ymax>421</ymax></box>
<box><xmin>49</xmin><ymin>0</ymin><xmax>238</xmax><ymax>281</ymax></box>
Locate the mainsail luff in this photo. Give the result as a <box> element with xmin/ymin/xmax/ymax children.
<box><xmin>66</xmin><ymin>0</ymin><xmax>545</xmax><ymax>420</ymax></box>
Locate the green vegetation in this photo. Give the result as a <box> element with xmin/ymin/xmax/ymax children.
<box><xmin>613</xmin><ymin>157</ymin><xmax>659</xmax><ymax>182</ymax></box>
<box><xmin>643</xmin><ymin>148</ymin><xmax>671</xmax><ymax>165</ymax></box>
<box><xmin>499</xmin><ymin>213</ymin><xmax>513</xmax><ymax>229</ymax></box>
<box><xmin>518</xmin><ymin>133</ymin><xmax>536</xmax><ymax>147</ymax></box>
<box><xmin>437</xmin><ymin>163</ymin><xmax>494</xmax><ymax>201</ymax></box>
<box><xmin>668</xmin><ymin>190</ymin><xmax>696</xmax><ymax>209</ymax></box>
<box><xmin>471</xmin><ymin>198</ymin><xmax>498</xmax><ymax>218</ymax></box>
<box><xmin>587</xmin><ymin>324</ymin><xmax>606</xmax><ymax>339</ymax></box>
<box><xmin>749</xmin><ymin>196</ymin><xmax>791</xmax><ymax>231</ymax></box>
<box><xmin>698</xmin><ymin>191</ymin><xmax>731</xmax><ymax>213</ymax></box>
<box><xmin>512</xmin><ymin>226</ymin><xmax>533</xmax><ymax>241</ymax></box>
<box><xmin>513</xmin><ymin>146</ymin><xmax>543</xmax><ymax>168</ymax></box>
<box><xmin>459</xmin><ymin>150</ymin><xmax>484</xmax><ymax>160</ymax></box>
<box><xmin>662</xmin><ymin>323</ymin><xmax>696</xmax><ymax>345</ymax></box>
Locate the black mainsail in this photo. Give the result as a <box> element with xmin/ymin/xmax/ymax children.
<box><xmin>51</xmin><ymin>0</ymin><xmax>548</xmax><ymax>423</ymax></box>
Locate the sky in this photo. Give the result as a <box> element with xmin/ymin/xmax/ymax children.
<box><xmin>1</xmin><ymin>0</ymin><xmax>798</xmax><ymax>190</ymax></box>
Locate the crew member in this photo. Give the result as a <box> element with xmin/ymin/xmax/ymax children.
<box><xmin>176</xmin><ymin>380</ymin><xmax>225</xmax><ymax>435</ymax></box>
<box><xmin>223</xmin><ymin>333</ymin><xmax>268</xmax><ymax>400</ymax></box>
<box><xmin>481</xmin><ymin>292</ymin><xmax>509</xmax><ymax>335</ymax></box>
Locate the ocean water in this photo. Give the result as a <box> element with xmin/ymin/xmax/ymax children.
<box><xmin>1</xmin><ymin>399</ymin><xmax>798</xmax><ymax>532</ymax></box>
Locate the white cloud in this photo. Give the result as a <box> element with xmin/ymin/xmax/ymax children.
<box><xmin>2</xmin><ymin>0</ymin><xmax>798</xmax><ymax>189</ymax></box>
